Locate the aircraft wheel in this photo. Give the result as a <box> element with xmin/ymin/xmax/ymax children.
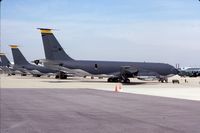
<box><xmin>60</xmin><ymin>75</ymin><xmax>67</xmax><ymax>79</ymax></box>
<box><xmin>159</xmin><ymin>77</ymin><xmax>168</xmax><ymax>83</ymax></box>
<box><xmin>121</xmin><ymin>78</ymin><xmax>130</xmax><ymax>83</ymax></box>
<box><xmin>107</xmin><ymin>78</ymin><xmax>111</xmax><ymax>82</ymax></box>
<box><xmin>64</xmin><ymin>75</ymin><xmax>68</xmax><ymax>79</ymax></box>
<box><xmin>33</xmin><ymin>74</ymin><xmax>41</xmax><ymax>77</ymax></box>
<box><xmin>21</xmin><ymin>73</ymin><xmax>27</xmax><ymax>76</ymax></box>
<box><xmin>108</xmin><ymin>77</ymin><xmax>118</xmax><ymax>82</ymax></box>
<box><xmin>125</xmin><ymin>78</ymin><xmax>130</xmax><ymax>83</ymax></box>
<box><xmin>56</xmin><ymin>71</ymin><xmax>67</xmax><ymax>79</ymax></box>
<box><xmin>108</xmin><ymin>77</ymin><xmax>123</xmax><ymax>82</ymax></box>
<box><xmin>107</xmin><ymin>77</ymin><xmax>113</xmax><ymax>82</ymax></box>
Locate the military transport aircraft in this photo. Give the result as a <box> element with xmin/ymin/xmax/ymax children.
<box><xmin>0</xmin><ymin>53</ymin><xmax>25</xmax><ymax>75</ymax></box>
<box><xmin>178</xmin><ymin>67</ymin><xmax>200</xmax><ymax>77</ymax></box>
<box><xmin>37</xmin><ymin>28</ymin><xmax>178</xmax><ymax>83</ymax></box>
<box><xmin>0</xmin><ymin>53</ymin><xmax>11</xmax><ymax>68</ymax></box>
<box><xmin>10</xmin><ymin>45</ymin><xmax>59</xmax><ymax>77</ymax></box>
<box><xmin>0</xmin><ymin>53</ymin><xmax>12</xmax><ymax>74</ymax></box>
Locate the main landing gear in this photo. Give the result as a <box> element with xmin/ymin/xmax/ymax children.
<box><xmin>107</xmin><ymin>66</ymin><xmax>138</xmax><ymax>84</ymax></box>
<box><xmin>158</xmin><ymin>77</ymin><xmax>168</xmax><ymax>83</ymax></box>
<box><xmin>33</xmin><ymin>74</ymin><xmax>41</xmax><ymax>77</ymax></box>
<box><xmin>55</xmin><ymin>71</ymin><xmax>67</xmax><ymax>79</ymax></box>
<box><xmin>21</xmin><ymin>73</ymin><xmax>27</xmax><ymax>76</ymax></box>
<box><xmin>107</xmin><ymin>77</ymin><xmax>130</xmax><ymax>83</ymax></box>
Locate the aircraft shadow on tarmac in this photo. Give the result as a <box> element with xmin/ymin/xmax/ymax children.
<box><xmin>41</xmin><ymin>79</ymin><xmax>159</xmax><ymax>85</ymax></box>
<box><xmin>41</xmin><ymin>80</ymin><xmax>108</xmax><ymax>84</ymax></box>
<box><xmin>121</xmin><ymin>82</ymin><xmax>158</xmax><ymax>85</ymax></box>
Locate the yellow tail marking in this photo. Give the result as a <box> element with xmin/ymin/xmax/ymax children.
<box><xmin>9</xmin><ymin>45</ymin><xmax>18</xmax><ymax>48</ymax></box>
<box><xmin>40</xmin><ymin>29</ymin><xmax>52</xmax><ymax>34</ymax></box>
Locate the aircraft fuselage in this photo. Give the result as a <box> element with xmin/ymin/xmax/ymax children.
<box><xmin>61</xmin><ymin>60</ymin><xmax>178</xmax><ymax>77</ymax></box>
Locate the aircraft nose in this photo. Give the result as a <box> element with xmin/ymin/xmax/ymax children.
<box><xmin>171</xmin><ymin>68</ymin><xmax>179</xmax><ymax>75</ymax></box>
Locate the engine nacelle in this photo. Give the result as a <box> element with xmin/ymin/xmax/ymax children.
<box><xmin>34</xmin><ymin>60</ymin><xmax>40</xmax><ymax>65</ymax></box>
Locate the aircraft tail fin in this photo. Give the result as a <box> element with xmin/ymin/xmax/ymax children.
<box><xmin>10</xmin><ymin>45</ymin><xmax>30</xmax><ymax>65</ymax></box>
<box><xmin>0</xmin><ymin>53</ymin><xmax>11</xmax><ymax>67</ymax></box>
<box><xmin>38</xmin><ymin>28</ymin><xmax>74</xmax><ymax>61</ymax></box>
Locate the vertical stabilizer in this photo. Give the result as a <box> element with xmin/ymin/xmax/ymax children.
<box><xmin>0</xmin><ymin>53</ymin><xmax>11</xmax><ymax>67</ymax></box>
<box><xmin>10</xmin><ymin>45</ymin><xmax>30</xmax><ymax>65</ymax></box>
<box><xmin>38</xmin><ymin>28</ymin><xmax>74</xmax><ymax>61</ymax></box>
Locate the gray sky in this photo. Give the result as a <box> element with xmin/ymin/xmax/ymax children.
<box><xmin>1</xmin><ymin>0</ymin><xmax>200</xmax><ymax>67</ymax></box>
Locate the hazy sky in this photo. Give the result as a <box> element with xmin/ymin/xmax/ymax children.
<box><xmin>1</xmin><ymin>0</ymin><xmax>200</xmax><ymax>67</ymax></box>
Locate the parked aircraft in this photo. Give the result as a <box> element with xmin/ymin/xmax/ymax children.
<box><xmin>178</xmin><ymin>67</ymin><xmax>200</xmax><ymax>77</ymax></box>
<box><xmin>0</xmin><ymin>53</ymin><xmax>24</xmax><ymax>75</ymax></box>
<box><xmin>0</xmin><ymin>53</ymin><xmax>11</xmax><ymax>74</ymax></box>
<box><xmin>0</xmin><ymin>53</ymin><xmax>10</xmax><ymax>67</ymax></box>
<box><xmin>38</xmin><ymin>28</ymin><xmax>178</xmax><ymax>83</ymax></box>
<box><xmin>10</xmin><ymin>45</ymin><xmax>58</xmax><ymax>77</ymax></box>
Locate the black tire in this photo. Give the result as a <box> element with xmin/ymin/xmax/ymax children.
<box><xmin>55</xmin><ymin>75</ymin><xmax>59</xmax><ymax>79</ymax></box>
<box><xmin>107</xmin><ymin>78</ymin><xmax>113</xmax><ymax>82</ymax></box>
<box><xmin>121</xmin><ymin>78</ymin><xmax>130</xmax><ymax>83</ymax></box>
<box><xmin>21</xmin><ymin>74</ymin><xmax>27</xmax><ymax>76</ymax></box>
<box><xmin>125</xmin><ymin>79</ymin><xmax>130</xmax><ymax>83</ymax></box>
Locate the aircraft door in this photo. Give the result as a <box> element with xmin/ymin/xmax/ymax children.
<box><xmin>94</xmin><ymin>64</ymin><xmax>98</xmax><ymax>70</ymax></box>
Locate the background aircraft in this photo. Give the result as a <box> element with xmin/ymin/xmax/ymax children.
<box><xmin>10</xmin><ymin>45</ymin><xmax>59</xmax><ymax>77</ymax></box>
<box><xmin>0</xmin><ymin>53</ymin><xmax>10</xmax><ymax>67</ymax></box>
<box><xmin>0</xmin><ymin>53</ymin><xmax>24</xmax><ymax>75</ymax></box>
<box><xmin>37</xmin><ymin>28</ymin><xmax>178</xmax><ymax>83</ymax></box>
<box><xmin>178</xmin><ymin>67</ymin><xmax>200</xmax><ymax>77</ymax></box>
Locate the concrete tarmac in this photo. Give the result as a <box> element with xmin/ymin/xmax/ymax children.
<box><xmin>1</xmin><ymin>88</ymin><xmax>200</xmax><ymax>133</ymax></box>
<box><xmin>1</xmin><ymin>75</ymin><xmax>200</xmax><ymax>100</ymax></box>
